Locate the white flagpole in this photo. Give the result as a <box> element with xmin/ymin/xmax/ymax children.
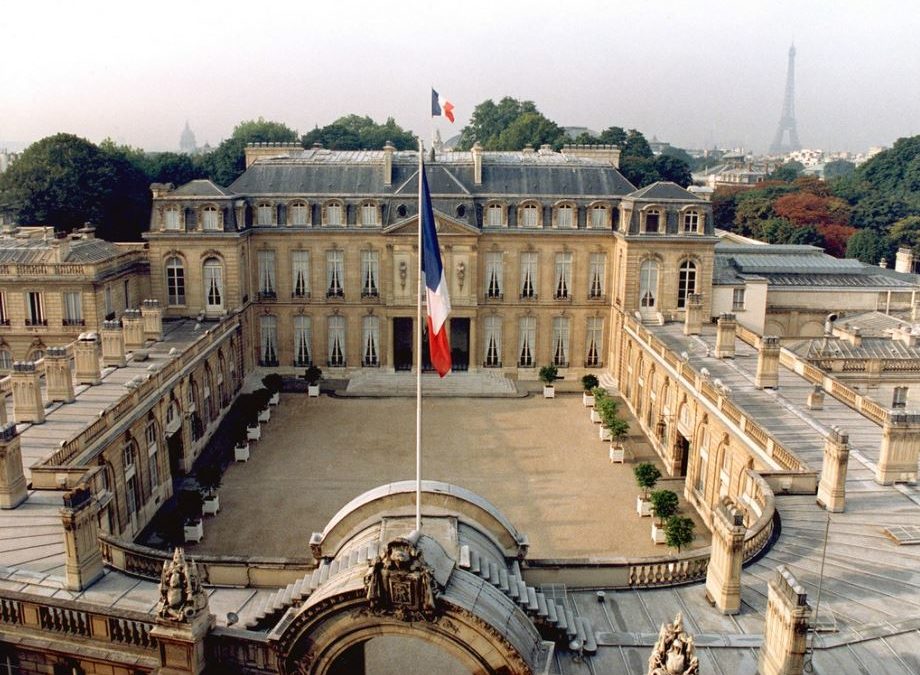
<box><xmin>416</xmin><ymin>140</ymin><xmax>424</xmax><ymax>533</ymax></box>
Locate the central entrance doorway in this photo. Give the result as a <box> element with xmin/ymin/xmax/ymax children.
<box><xmin>674</xmin><ymin>433</ymin><xmax>690</xmax><ymax>477</ymax></box>
<box><xmin>450</xmin><ymin>318</ymin><xmax>470</xmax><ymax>372</ymax></box>
<box><xmin>393</xmin><ymin>318</ymin><xmax>413</xmax><ymax>371</ymax></box>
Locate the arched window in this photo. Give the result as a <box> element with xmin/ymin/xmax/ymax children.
<box><xmin>166</xmin><ymin>257</ymin><xmax>186</xmax><ymax>306</ymax></box>
<box><xmin>644</xmin><ymin>208</ymin><xmax>661</xmax><ymax>233</ymax></box>
<box><xmin>256</xmin><ymin>202</ymin><xmax>275</xmax><ymax>226</ymax></box>
<box><xmin>555</xmin><ymin>203</ymin><xmax>575</xmax><ymax>228</ymax></box>
<box><xmin>589</xmin><ymin>204</ymin><xmax>609</xmax><ymax>229</ymax></box>
<box><xmin>520</xmin><ymin>202</ymin><xmax>540</xmax><ymax>228</ymax></box>
<box><xmin>289</xmin><ymin>201</ymin><xmax>309</xmax><ymax>226</ymax></box>
<box><xmin>677</xmin><ymin>260</ymin><xmax>698</xmax><ymax>309</ymax></box>
<box><xmin>203</xmin><ymin>257</ymin><xmax>223</xmax><ymax>311</ymax></box>
<box><xmin>639</xmin><ymin>259</ymin><xmax>659</xmax><ymax>308</ymax></box>
<box><xmin>324</xmin><ymin>201</ymin><xmax>344</xmax><ymax>226</ymax></box>
<box><xmin>485</xmin><ymin>203</ymin><xmax>505</xmax><ymax>227</ymax></box>
<box><xmin>202</xmin><ymin>205</ymin><xmax>220</xmax><ymax>231</ymax></box>
<box><xmin>682</xmin><ymin>210</ymin><xmax>699</xmax><ymax>233</ymax></box>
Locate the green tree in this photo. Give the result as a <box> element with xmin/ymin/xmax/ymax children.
<box><xmin>623</xmin><ymin>129</ymin><xmax>653</xmax><ymax>159</ymax></box>
<box><xmin>457</xmin><ymin>97</ymin><xmax>540</xmax><ymax>150</ymax></box>
<box><xmin>661</xmin><ymin>145</ymin><xmax>694</xmax><ymax>166</ymax></box>
<box><xmin>888</xmin><ymin>215</ymin><xmax>920</xmax><ymax>253</ymax></box>
<box><xmin>301</xmin><ymin>115</ymin><xmax>416</xmax><ymax>151</ymax></box>
<box><xmin>733</xmin><ymin>195</ymin><xmax>775</xmax><ymax>235</ymax></box>
<box><xmin>142</xmin><ymin>152</ymin><xmax>202</xmax><ymax>186</ymax></box>
<box><xmin>823</xmin><ymin>159</ymin><xmax>856</xmax><ymax>180</ymax></box>
<box><xmin>649</xmin><ymin>490</ymin><xmax>679</xmax><ymax>525</ymax></box>
<box><xmin>846</xmin><ymin>229</ymin><xmax>892</xmax><ymax>264</ymax></box>
<box><xmin>597</xmin><ymin>126</ymin><xmax>628</xmax><ymax>147</ymax></box>
<box><xmin>786</xmin><ymin>224</ymin><xmax>826</xmax><ymax>247</ymax></box>
<box><xmin>653</xmin><ymin>155</ymin><xmax>692</xmax><ymax>187</ymax></box>
<box><xmin>495</xmin><ymin>111</ymin><xmax>566</xmax><ymax>151</ymax></box>
<box><xmin>201</xmin><ymin>118</ymin><xmax>298</xmax><ymax>187</ymax></box>
<box><xmin>852</xmin><ymin>194</ymin><xmax>909</xmax><ymax>231</ymax></box>
<box><xmin>620</xmin><ymin>156</ymin><xmax>660</xmax><ymax>189</ymax></box>
<box><xmin>711</xmin><ymin>186</ymin><xmax>747</xmax><ymax>229</ymax></box>
<box><xmin>665</xmin><ymin>516</ymin><xmax>695</xmax><ymax>552</ymax></box>
<box><xmin>97</xmin><ymin>140</ymin><xmax>154</xmax><ymax>241</ymax></box>
<box><xmin>768</xmin><ymin>161</ymin><xmax>804</xmax><ymax>182</ymax></box>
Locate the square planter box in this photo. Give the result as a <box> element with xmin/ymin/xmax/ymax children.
<box><xmin>590</xmin><ymin>409</ymin><xmax>601</xmax><ymax>424</ymax></box>
<box><xmin>599</xmin><ymin>426</ymin><xmax>612</xmax><ymax>441</ymax></box>
<box><xmin>636</xmin><ymin>496</ymin><xmax>652</xmax><ymax>517</ymax></box>
<box><xmin>184</xmin><ymin>520</ymin><xmax>203</xmax><ymax>544</ymax></box>
<box><xmin>247</xmin><ymin>425</ymin><xmax>261</xmax><ymax>441</ymax></box>
<box><xmin>543</xmin><ymin>386</ymin><xmax>555</xmax><ymax>399</ymax></box>
<box><xmin>235</xmin><ymin>443</ymin><xmax>250</xmax><ymax>461</ymax></box>
<box><xmin>608</xmin><ymin>444</ymin><xmax>625</xmax><ymax>463</ymax></box>
<box><xmin>308</xmin><ymin>385</ymin><xmax>320</xmax><ymax>397</ymax></box>
<box><xmin>269</xmin><ymin>392</ymin><xmax>280</xmax><ymax>406</ymax></box>
<box><xmin>651</xmin><ymin>522</ymin><xmax>667</xmax><ymax>544</ymax></box>
<box><xmin>203</xmin><ymin>494</ymin><xmax>220</xmax><ymax>516</ymax></box>
<box><xmin>258</xmin><ymin>408</ymin><xmax>271</xmax><ymax>423</ymax></box>
<box><xmin>583</xmin><ymin>393</ymin><xmax>594</xmax><ymax>407</ymax></box>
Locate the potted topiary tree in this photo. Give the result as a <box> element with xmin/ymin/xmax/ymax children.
<box><xmin>303</xmin><ymin>365</ymin><xmax>323</xmax><ymax>397</ymax></box>
<box><xmin>197</xmin><ymin>463</ymin><xmax>222</xmax><ymax>516</ymax></box>
<box><xmin>665</xmin><ymin>515</ymin><xmax>696</xmax><ymax>553</ymax></box>
<box><xmin>581</xmin><ymin>374</ymin><xmax>600</xmax><ymax>407</ymax></box>
<box><xmin>590</xmin><ymin>387</ymin><xmax>606</xmax><ymax>423</ymax></box>
<box><xmin>633</xmin><ymin>463</ymin><xmax>661</xmax><ymax>517</ymax></box>
<box><xmin>649</xmin><ymin>489</ymin><xmax>679</xmax><ymax>543</ymax></box>
<box><xmin>263</xmin><ymin>373</ymin><xmax>283</xmax><ymax>406</ymax></box>
<box><xmin>240</xmin><ymin>394</ymin><xmax>261</xmax><ymax>441</ymax></box>
<box><xmin>539</xmin><ymin>364</ymin><xmax>559</xmax><ymax>398</ymax></box>
<box><xmin>607</xmin><ymin>415</ymin><xmax>630</xmax><ymax>463</ymax></box>
<box><xmin>178</xmin><ymin>489</ymin><xmax>205</xmax><ymax>543</ymax></box>
<box><xmin>254</xmin><ymin>388</ymin><xmax>272</xmax><ymax>422</ymax></box>
<box><xmin>596</xmin><ymin>395</ymin><xmax>620</xmax><ymax>441</ymax></box>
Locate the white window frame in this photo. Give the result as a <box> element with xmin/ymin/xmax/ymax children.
<box><xmin>644</xmin><ymin>208</ymin><xmax>662</xmax><ymax>233</ymax></box>
<box><xmin>0</xmin><ymin>292</ymin><xmax>7</xmax><ymax>324</ymax></box>
<box><xmin>520</xmin><ymin>252</ymin><xmax>537</xmax><ymax>299</ymax></box>
<box><xmin>362</xmin><ymin>316</ymin><xmax>380</xmax><ymax>366</ymax></box>
<box><xmin>588</xmin><ymin>253</ymin><xmax>606</xmax><ymax>299</ymax></box>
<box><xmin>0</xmin><ymin>349</ymin><xmax>11</xmax><ymax>370</ymax></box>
<box><xmin>518</xmin><ymin>316</ymin><xmax>536</xmax><ymax>367</ymax></box>
<box><xmin>166</xmin><ymin>257</ymin><xmax>186</xmax><ymax>306</ymax></box>
<box><xmin>163</xmin><ymin>207</ymin><xmax>181</xmax><ymax>231</ymax></box>
<box><xmin>203</xmin><ymin>258</ymin><xmax>224</xmax><ymax>312</ymax></box>
<box><xmin>63</xmin><ymin>291</ymin><xmax>83</xmax><ymax>325</ymax></box>
<box><xmin>326</xmin><ymin>250</ymin><xmax>344</xmax><ymax>298</ymax></box>
<box><xmin>552</xmin><ymin>316</ymin><xmax>570</xmax><ymax>367</ymax></box>
<box><xmin>361</xmin><ymin>250</ymin><xmax>379</xmax><ymax>298</ymax></box>
<box><xmin>590</xmin><ymin>205</ymin><xmax>608</xmax><ymax>229</ymax></box>
<box><xmin>104</xmin><ymin>286</ymin><xmax>113</xmax><ymax>317</ymax></box>
<box><xmin>256</xmin><ymin>202</ymin><xmax>274</xmax><ymax>226</ymax></box>
<box><xmin>26</xmin><ymin>291</ymin><xmax>45</xmax><ymax>326</ymax></box>
<box><xmin>327</xmin><ymin>315</ymin><xmax>346</xmax><ymax>367</ymax></box>
<box><xmin>585</xmin><ymin>317</ymin><xmax>603</xmax><ymax>367</ymax></box>
<box><xmin>486</xmin><ymin>204</ymin><xmax>505</xmax><ymax>227</ymax></box>
<box><xmin>732</xmin><ymin>287</ymin><xmax>745</xmax><ymax>311</ymax></box>
<box><xmin>485</xmin><ymin>252</ymin><xmax>503</xmax><ymax>299</ymax></box>
<box><xmin>145</xmin><ymin>421</ymin><xmax>159</xmax><ymax>491</ymax></box>
<box><xmin>289</xmin><ymin>201</ymin><xmax>310</xmax><ymax>226</ymax></box>
<box><xmin>292</xmin><ymin>251</ymin><xmax>311</xmax><ymax>298</ymax></box>
<box><xmin>258</xmin><ymin>251</ymin><xmax>277</xmax><ymax>298</ymax></box>
<box><xmin>554</xmin><ymin>252</ymin><xmax>572</xmax><ymax>300</ymax></box>
<box><xmin>520</xmin><ymin>203</ymin><xmax>540</xmax><ymax>228</ymax></box>
<box><xmin>555</xmin><ymin>203</ymin><xmax>575</xmax><ymax>229</ymax></box>
<box><xmin>484</xmin><ymin>316</ymin><xmax>502</xmax><ymax>367</ymax></box>
<box><xmin>202</xmin><ymin>205</ymin><xmax>220</xmax><ymax>231</ymax></box>
<box><xmin>678</xmin><ymin>259</ymin><xmax>698</xmax><ymax>309</ymax></box>
<box><xmin>683</xmin><ymin>210</ymin><xmax>699</xmax><ymax>234</ymax></box>
<box><xmin>361</xmin><ymin>202</ymin><xmax>378</xmax><ymax>227</ymax></box>
<box><xmin>324</xmin><ymin>201</ymin><xmax>344</xmax><ymax>226</ymax></box>
<box><xmin>294</xmin><ymin>316</ymin><xmax>312</xmax><ymax>366</ymax></box>
<box><xmin>260</xmin><ymin>316</ymin><xmax>278</xmax><ymax>365</ymax></box>
<box><xmin>639</xmin><ymin>259</ymin><xmax>659</xmax><ymax>308</ymax></box>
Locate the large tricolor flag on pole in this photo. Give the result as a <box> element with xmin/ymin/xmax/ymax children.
<box><xmin>420</xmin><ymin>164</ymin><xmax>452</xmax><ymax>377</ymax></box>
<box><xmin>431</xmin><ymin>88</ymin><xmax>455</xmax><ymax>123</ymax></box>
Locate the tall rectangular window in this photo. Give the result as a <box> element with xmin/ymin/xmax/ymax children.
<box><xmin>484</xmin><ymin>316</ymin><xmax>502</xmax><ymax>367</ymax></box>
<box><xmin>166</xmin><ymin>258</ymin><xmax>185</xmax><ymax>305</ymax></box>
<box><xmin>552</xmin><ymin>317</ymin><xmax>570</xmax><ymax>367</ymax></box>
<box><xmin>589</xmin><ymin>253</ymin><xmax>606</xmax><ymax>299</ymax></box>
<box><xmin>590</xmin><ymin>205</ymin><xmax>608</xmax><ymax>229</ymax></box>
<box><xmin>63</xmin><ymin>291</ymin><xmax>83</xmax><ymax>325</ymax></box>
<box><xmin>325</xmin><ymin>203</ymin><xmax>344</xmax><ymax>226</ymax></box>
<box><xmin>202</xmin><ymin>206</ymin><xmax>220</xmax><ymax>231</ymax></box>
<box><xmin>292</xmin><ymin>251</ymin><xmax>311</xmax><ymax>298</ymax></box>
<box><xmin>294</xmin><ymin>316</ymin><xmax>312</xmax><ymax>366</ymax></box>
<box><xmin>486</xmin><ymin>204</ymin><xmax>504</xmax><ymax>227</ymax></box>
<box><xmin>0</xmin><ymin>292</ymin><xmax>7</xmax><ymax>325</ymax></box>
<box><xmin>361</xmin><ymin>250</ymin><xmax>379</xmax><ymax>297</ymax></box>
<box><xmin>124</xmin><ymin>443</ymin><xmax>138</xmax><ymax>516</ymax></box>
<box><xmin>258</xmin><ymin>251</ymin><xmax>276</xmax><ymax>298</ymax></box>
<box><xmin>164</xmin><ymin>207</ymin><xmax>180</xmax><ymax>230</ymax></box>
<box><xmin>362</xmin><ymin>316</ymin><xmax>380</xmax><ymax>366</ymax></box>
<box><xmin>328</xmin><ymin>315</ymin><xmax>346</xmax><ymax>367</ymax></box>
<box><xmin>645</xmin><ymin>209</ymin><xmax>660</xmax><ymax>233</ymax></box>
<box><xmin>26</xmin><ymin>292</ymin><xmax>45</xmax><ymax>326</ymax></box>
<box><xmin>683</xmin><ymin>210</ymin><xmax>699</xmax><ymax>233</ymax></box>
<box><xmin>696</xmin><ymin>433</ymin><xmax>709</xmax><ymax>493</ymax></box>
<box><xmin>585</xmin><ymin>317</ymin><xmax>603</xmax><ymax>367</ymax></box>
<box><xmin>257</xmin><ymin>203</ymin><xmax>274</xmax><ymax>226</ymax></box>
<box><xmin>521</xmin><ymin>204</ymin><xmax>539</xmax><ymax>228</ymax></box>
<box><xmin>554</xmin><ymin>252</ymin><xmax>572</xmax><ymax>299</ymax></box>
<box><xmin>290</xmin><ymin>202</ymin><xmax>309</xmax><ymax>226</ymax></box>
<box><xmin>260</xmin><ymin>316</ymin><xmax>278</xmax><ymax>366</ymax></box>
<box><xmin>361</xmin><ymin>203</ymin><xmax>378</xmax><ymax>226</ymax></box>
<box><xmin>520</xmin><ymin>252</ymin><xmax>537</xmax><ymax>299</ymax></box>
<box><xmin>732</xmin><ymin>287</ymin><xmax>745</xmax><ymax>311</ymax></box>
<box><xmin>104</xmin><ymin>286</ymin><xmax>114</xmax><ymax>317</ymax></box>
<box><xmin>326</xmin><ymin>250</ymin><xmax>344</xmax><ymax>298</ymax></box>
<box><xmin>485</xmin><ymin>252</ymin><xmax>503</xmax><ymax>299</ymax></box>
<box><xmin>146</xmin><ymin>422</ymin><xmax>159</xmax><ymax>491</ymax></box>
<box><xmin>518</xmin><ymin>317</ymin><xmax>535</xmax><ymax>367</ymax></box>
<box><xmin>893</xmin><ymin>386</ymin><xmax>909</xmax><ymax>408</ymax></box>
<box><xmin>556</xmin><ymin>204</ymin><xmax>574</xmax><ymax>228</ymax></box>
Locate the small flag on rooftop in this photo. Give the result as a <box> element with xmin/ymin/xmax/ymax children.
<box><xmin>431</xmin><ymin>88</ymin><xmax>455</xmax><ymax>123</ymax></box>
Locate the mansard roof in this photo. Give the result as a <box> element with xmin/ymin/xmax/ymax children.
<box><xmin>171</xmin><ymin>179</ymin><xmax>233</xmax><ymax>197</ymax></box>
<box><xmin>227</xmin><ymin>149</ymin><xmax>635</xmax><ymax>198</ymax></box>
<box><xmin>626</xmin><ymin>181</ymin><xmax>702</xmax><ymax>201</ymax></box>
<box><xmin>0</xmin><ymin>234</ymin><xmax>125</xmax><ymax>264</ymax></box>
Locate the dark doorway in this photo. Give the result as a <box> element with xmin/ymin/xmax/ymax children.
<box><xmin>167</xmin><ymin>431</ymin><xmax>184</xmax><ymax>477</ymax></box>
<box><xmin>450</xmin><ymin>318</ymin><xmax>470</xmax><ymax>372</ymax></box>
<box><xmin>393</xmin><ymin>318</ymin><xmax>413</xmax><ymax>371</ymax></box>
<box><xmin>675</xmin><ymin>434</ymin><xmax>690</xmax><ymax>478</ymax></box>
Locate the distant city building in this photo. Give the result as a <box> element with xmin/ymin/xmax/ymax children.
<box><xmin>784</xmin><ymin>148</ymin><xmax>824</xmax><ymax>167</ymax></box>
<box><xmin>769</xmin><ymin>44</ymin><xmax>802</xmax><ymax>154</ymax></box>
<box><xmin>0</xmin><ymin>149</ymin><xmax>18</xmax><ymax>174</ymax></box>
<box><xmin>179</xmin><ymin>121</ymin><xmax>197</xmax><ymax>154</ymax></box>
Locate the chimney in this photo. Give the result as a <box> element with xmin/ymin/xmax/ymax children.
<box><xmin>383</xmin><ymin>141</ymin><xmax>395</xmax><ymax>186</ymax></box>
<box><xmin>472</xmin><ymin>142</ymin><xmax>483</xmax><ymax>185</ymax></box>
<box><xmin>561</xmin><ymin>144</ymin><xmax>621</xmax><ymax>168</ymax></box>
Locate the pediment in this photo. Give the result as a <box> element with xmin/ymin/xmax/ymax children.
<box><xmin>384</xmin><ymin>211</ymin><xmax>481</xmax><ymax>236</ymax></box>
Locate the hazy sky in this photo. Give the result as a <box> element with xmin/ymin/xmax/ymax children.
<box><xmin>3</xmin><ymin>1</ymin><xmax>919</xmax><ymax>154</ymax></box>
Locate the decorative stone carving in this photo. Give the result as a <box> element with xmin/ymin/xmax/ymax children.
<box><xmin>364</xmin><ymin>534</ymin><xmax>440</xmax><ymax>622</ymax></box>
<box><xmin>157</xmin><ymin>548</ymin><xmax>208</xmax><ymax>622</ymax></box>
<box><xmin>647</xmin><ymin>612</ymin><xmax>699</xmax><ymax>675</ymax></box>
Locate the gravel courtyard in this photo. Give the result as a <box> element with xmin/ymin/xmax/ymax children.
<box><xmin>194</xmin><ymin>393</ymin><xmax>709</xmax><ymax>559</ymax></box>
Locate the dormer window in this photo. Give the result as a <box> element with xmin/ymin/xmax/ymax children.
<box><xmin>360</xmin><ymin>201</ymin><xmax>379</xmax><ymax>226</ymax></box>
<box><xmin>485</xmin><ymin>203</ymin><xmax>505</xmax><ymax>227</ymax></box>
<box><xmin>202</xmin><ymin>205</ymin><xmax>220</xmax><ymax>231</ymax></box>
<box><xmin>589</xmin><ymin>204</ymin><xmax>609</xmax><ymax>229</ymax></box>
<box><xmin>289</xmin><ymin>201</ymin><xmax>310</xmax><ymax>226</ymax></box>
<box><xmin>256</xmin><ymin>203</ymin><xmax>275</xmax><ymax>226</ymax></box>
<box><xmin>555</xmin><ymin>203</ymin><xmax>575</xmax><ymax>229</ymax></box>
<box><xmin>520</xmin><ymin>202</ymin><xmax>541</xmax><ymax>228</ymax></box>
<box><xmin>324</xmin><ymin>201</ymin><xmax>344</xmax><ymax>226</ymax></box>
<box><xmin>644</xmin><ymin>208</ymin><xmax>661</xmax><ymax>233</ymax></box>
<box><xmin>682</xmin><ymin>210</ymin><xmax>699</xmax><ymax>234</ymax></box>
<box><xmin>164</xmin><ymin>207</ymin><xmax>181</xmax><ymax>231</ymax></box>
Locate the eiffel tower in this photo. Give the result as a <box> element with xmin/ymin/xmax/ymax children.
<box><xmin>769</xmin><ymin>44</ymin><xmax>801</xmax><ymax>154</ymax></box>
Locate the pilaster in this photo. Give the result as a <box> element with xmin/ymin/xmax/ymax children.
<box><xmin>11</xmin><ymin>361</ymin><xmax>45</xmax><ymax>424</ymax></box>
<box><xmin>714</xmin><ymin>313</ymin><xmax>736</xmax><ymax>358</ymax></box>
<box><xmin>876</xmin><ymin>411</ymin><xmax>920</xmax><ymax>485</ymax></box>
<box><xmin>60</xmin><ymin>485</ymin><xmax>104</xmax><ymax>591</ymax></box>
<box><xmin>817</xmin><ymin>427</ymin><xmax>849</xmax><ymax>512</ymax></box>
<box><xmin>755</xmin><ymin>336</ymin><xmax>781</xmax><ymax>389</ymax></box>
<box><xmin>101</xmin><ymin>319</ymin><xmax>127</xmax><ymax>368</ymax></box>
<box><xmin>74</xmin><ymin>333</ymin><xmax>102</xmax><ymax>385</ymax></box>
<box><xmin>0</xmin><ymin>424</ymin><xmax>28</xmax><ymax>509</ymax></box>
<box><xmin>758</xmin><ymin>566</ymin><xmax>810</xmax><ymax>675</ymax></box>
<box><xmin>44</xmin><ymin>346</ymin><xmax>75</xmax><ymax>403</ymax></box>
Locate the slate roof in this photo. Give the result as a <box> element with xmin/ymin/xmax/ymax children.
<box><xmin>788</xmin><ymin>335</ymin><xmax>920</xmax><ymax>360</ymax></box>
<box><xmin>171</xmin><ymin>179</ymin><xmax>232</xmax><ymax>197</ymax></box>
<box><xmin>0</xmin><ymin>237</ymin><xmax>126</xmax><ymax>264</ymax></box>
<box><xmin>759</xmin><ymin>272</ymin><xmax>917</xmax><ymax>288</ymax></box>
<box><xmin>227</xmin><ymin>149</ymin><xmax>636</xmax><ymax>198</ymax></box>
<box><xmin>625</xmin><ymin>181</ymin><xmax>702</xmax><ymax>201</ymax></box>
<box><xmin>832</xmin><ymin>311</ymin><xmax>913</xmax><ymax>337</ymax></box>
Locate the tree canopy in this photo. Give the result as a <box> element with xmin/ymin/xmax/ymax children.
<box><xmin>301</xmin><ymin>115</ymin><xmax>416</xmax><ymax>151</ymax></box>
<box><xmin>200</xmin><ymin>118</ymin><xmax>299</xmax><ymax>187</ymax></box>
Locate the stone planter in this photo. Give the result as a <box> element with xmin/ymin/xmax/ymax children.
<box><xmin>608</xmin><ymin>444</ymin><xmax>625</xmax><ymax>463</ymax></box>
<box><xmin>202</xmin><ymin>493</ymin><xmax>220</xmax><ymax>516</ymax></box>
<box><xmin>258</xmin><ymin>407</ymin><xmax>271</xmax><ymax>423</ymax></box>
<box><xmin>308</xmin><ymin>384</ymin><xmax>320</xmax><ymax>397</ymax></box>
<box><xmin>183</xmin><ymin>520</ymin><xmax>203</xmax><ymax>544</ymax></box>
<box><xmin>636</xmin><ymin>496</ymin><xmax>652</xmax><ymax>517</ymax></box>
<box><xmin>543</xmin><ymin>385</ymin><xmax>555</xmax><ymax>399</ymax></box>
<box><xmin>269</xmin><ymin>392</ymin><xmax>280</xmax><ymax>406</ymax></box>
<box><xmin>235</xmin><ymin>442</ymin><xmax>250</xmax><ymax>461</ymax></box>
<box><xmin>651</xmin><ymin>522</ymin><xmax>667</xmax><ymax>544</ymax></box>
<box><xmin>590</xmin><ymin>409</ymin><xmax>601</xmax><ymax>424</ymax></box>
<box><xmin>246</xmin><ymin>425</ymin><xmax>261</xmax><ymax>441</ymax></box>
<box><xmin>583</xmin><ymin>393</ymin><xmax>594</xmax><ymax>407</ymax></box>
<box><xmin>599</xmin><ymin>426</ymin><xmax>612</xmax><ymax>441</ymax></box>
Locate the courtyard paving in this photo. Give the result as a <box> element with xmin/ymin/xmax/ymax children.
<box><xmin>194</xmin><ymin>393</ymin><xmax>710</xmax><ymax>559</ymax></box>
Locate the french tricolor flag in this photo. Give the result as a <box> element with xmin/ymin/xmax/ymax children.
<box><xmin>420</xmin><ymin>164</ymin><xmax>452</xmax><ymax>377</ymax></box>
<box><xmin>431</xmin><ymin>88</ymin><xmax>455</xmax><ymax>123</ymax></box>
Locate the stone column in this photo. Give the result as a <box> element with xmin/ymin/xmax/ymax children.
<box><xmin>683</xmin><ymin>293</ymin><xmax>703</xmax><ymax>336</ymax></box>
<box><xmin>142</xmin><ymin>299</ymin><xmax>163</xmax><ymax>342</ymax></box>
<box><xmin>758</xmin><ymin>566</ymin><xmax>810</xmax><ymax>675</ymax></box>
<box><xmin>151</xmin><ymin>548</ymin><xmax>214</xmax><ymax>674</ymax></box>
<box><xmin>11</xmin><ymin>362</ymin><xmax>44</xmax><ymax>424</ymax></box>
<box><xmin>101</xmin><ymin>319</ymin><xmax>127</xmax><ymax>368</ymax></box>
<box><xmin>44</xmin><ymin>346</ymin><xmax>75</xmax><ymax>403</ymax></box>
<box><xmin>60</xmin><ymin>485</ymin><xmax>104</xmax><ymax>591</ymax></box>
<box><xmin>876</xmin><ymin>411</ymin><xmax>920</xmax><ymax>485</ymax></box>
<box><xmin>806</xmin><ymin>385</ymin><xmax>824</xmax><ymax>410</ymax></box>
<box><xmin>705</xmin><ymin>502</ymin><xmax>746</xmax><ymax>614</ymax></box>
<box><xmin>122</xmin><ymin>309</ymin><xmax>145</xmax><ymax>350</ymax></box>
<box><xmin>817</xmin><ymin>427</ymin><xmax>849</xmax><ymax>512</ymax></box>
<box><xmin>74</xmin><ymin>333</ymin><xmax>102</xmax><ymax>385</ymax></box>
<box><xmin>714</xmin><ymin>313</ymin><xmax>736</xmax><ymax>359</ymax></box>
<box><xmin>0</xmin><ymin>423</ymin><xmax>28</xmax><ymax>509</ymax></box>
<box><xmin>755</xmin><ymin>336</ymin><xmax>781</xmax><ymax>389</ymax></box>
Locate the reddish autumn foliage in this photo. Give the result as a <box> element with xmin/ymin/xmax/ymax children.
<box><xmin>773</xmin><ymin>192</ymin><xmax>851</xmax><ymax>227</ymax></box>
<box><xmin>816</xmin><ymin>223</ymin><xmax>857</xmax><ymax>258</ymax></box>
